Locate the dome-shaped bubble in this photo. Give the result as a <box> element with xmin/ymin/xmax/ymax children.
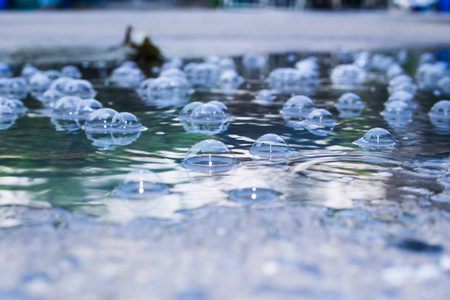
<box><xmin>371</xmin><ymin>54</ymin><xmax>395</xmax><ymax>73</ymax></box>
<box><xmin>388</xmin><ymin>81</ymin><xmax>417</xmax><ymax>96</ymax></box>
<box><xmin>218</xmin><ymin>57</ymin><xmax>236</xmax><ymax>71</ymax></box>
<box><xmin>0</xmin><ymin>98</ymin><xmax>27</xmax><ymax>117</ymax></box>
<box><xmin>389</xmin><ymin>74</ymin><xmax>413</xmax><ymax>87</ymax></box>
<box><xmin>415</xmin><ymin>63</ymin><xmax>447</xmax><ymax>91</ymax></box>
<box><xmin>75</xmin><ymin>99</ymin><xmax>103</xmax><ymax>119</ymax></box>
<box><xmin>0</xmin><ymin>105</ymin><xmax>15</xmax><ymax>130</ymax></box>
<box><xmin>437</xmin><ymin>76</ymin><xmax>450</xmax><ymax>95</ymax></box>
<box><xmin>136</xmin><ymin>78</ymin><xmax>155</xmax><ymax>99</ymax></box>
<box><xmin>382</xmin><ymin>101</ymin><xmax>413</xmax><ymax>127</ymax></box>
<box><xmin>336</xmin><ymin>92</ymin><xmax>364</xmax><ymax>117</ymax></box>
<box><xmin>6</xmin><ymin>77</ymin><xmax>28</xmax><ymax>99</ymax></box>
<box><xmin>0</xmin><ymin>63</ymin><xmax>12</xmax><ymax>78</ymax></box>
<box><xmin>39</xmin><ymin>89</ymin><xmax>62</xmax><ymax>107</ymax></box>
<box><xmin>268</xmin><ymin>68</ymin><xmax>319</xmax><ymax>95</ymax></box>
<box><xmin>61</xmin><ymin>65</ymin><xmax>82</xmax><ymax>79</ymax></box>
<box><xmin>354</xmin><ymin>127</ymin><xmax>396</xmax><ymax>148</ymax></box>
<box><xmin>110</xmin><ymin>66</ymin><xmax>144</xmax><ymax>88</ymax></box>
<box><xmin>386</xmin><ymin>90</ymin><xmax>416</xmax><ymax>108</ymax></box>
<box><xmin>52</xmin><ymin>96</ymin><xmax>82</xmax><ymax>117</ymax></box>
<box><xmin>159</xmin><ymin>68</ymin><xmax>186</xmax><ymax>80</ymax></box>
<box><xmin>207</xmin><ymin>101</ymin><xmax>231</xmax><ymax>118</ymax></box>
<box><xmin>146</xmin><ymin>76</ymin><xmax>191</xmax><ymax>108</ymax></box>
<box><xmin>250</xmin><ymin>134</ymin><xmax>292</xmax><ymax>157</ymax></box>
<box><xmin>179</xmin><ymin>101</ymin><xmax>203</xmax><ymax>121</ymax></box>
<box><xmin>419</xmin><ymin>52</ymin><xmax>436</xmax><ymax>65</ymax></box>
<box><xmin>44</xmin><ymin>69</ymin><xmax>61</xmax><ymax>81</ymax></box>
<box><xmin>63</xmin><ymin>79</ymin><xmax>95</xmax><ymax>99</ymax></box>
<box><xmin>281</xmin><ymin>95</ymin><xmax>315</xmax><ymax>120</ymax></box>
<box><xmin>428</xmin><ymin>100</ymin><xmax>450</xmax><ymax>129</ymax></box>
<box><xmin>330</xmin><ymin>64</ymin><xmax>366</xmax><ymax>86</ymax></box>
<box><xmin>161</xmin><ymin>58</ymin><xmax>183</xmax><ymax>71</ymax></box>
<box><xmin>182</xmin><ymin>139</ymin><xmax>238</xmax><ymax>172</ymax></box>
<box><xmin>242</xmin><ymin>53</ymin><xmax>267</xmax><ymax>70</ymax></box>
<box><xmin>256</xmin><ymin>89</ymin><xmax>276</xmax><ymax>102</ymax></box>
<box><xmin>49</xmin><ymin>77</ymin><xmax>73</xmax><ymax>94</ymax></box>
<box><xmin>111</xmin><ymin>112</ymin><xmax>142</xmax><ymax>132</ymax></box>
<box><xmin>219</xmin><ymin>70</ymin><xmax>244</xmax><ymax>90</ymax></box>
<box><xmin>120</xmin><ymin>60</ymin><xmax>138</xmax><ymax>69</ymax></box>
<box><xmin>190</xmin><ymin>103</ymin><xmax>227</xmax><ymax>124</ymax></box>
<box><xmin>295</xmin><ymin>57</ymin><xmax>319</xmax><ymax>73</ymax></box>
<box><xmin>354</xmin><ymin>51</ymin><xmax>371</xmax><ymax>70</ymax></box>
<box><xmin>84</xmin><ymin>108</ymin><xmax>118</xmax><ymax>132</ymax></box>
<box><xmin>228</xmin><ymin>179</ymin><xmax>280</xmax><ymax>204</ymax></box>
<box><xmin>306</xmin><ymin>109</ymin><xmax>336</xmax><ymax>127</ymax></box>
<box><xmin>29</xmin><ymin>73</ymin><xmax>52</xmax><ymax>99</ymax></box>
<box><xmin>386</xmin><ymin>64</ymin><xmax>404</xmax><ymax>80</ymax></box>
<box><xmin>184</xmin><ymin>63</ymin><xmax>220</xmax><ymax>89</ymax></box>
<box><xmin>113</xmin><ymin>169</ymin><xmax>169</xmax><ymax>201</ymax></box>
<box><xmin>21</xmin><ymin>64</ymin><xmax>39</xmax><ymax>81</ymax></box>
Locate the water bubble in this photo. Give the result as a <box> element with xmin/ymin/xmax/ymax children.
<box><xmin>84</xmin><ymin>108</ymin><xmax>118</xmax><ymax>132</ymax></box>
<box><xmin>242</xmin><ymin>53</ymin><xmax>267</xmax><ymax>70</ymax></box>
<box><xmin>281</xmin><ymin>95</ymin><xmax>315</xmax><ymax>120</ymax></box>
<box><xmin>382</xmin><ymin>101</ymin><xmax>414</xmax><ymax>127</ymax></box>
<box><xmin>419</xmin><ymin>52</ymin><xmax>436</xmax><ymax>65</ymax></box>
<box><xmin>146</xmin><ymin>76</ymin><xmax>191</xmax><ymax>108</ymax></box>
<box><xmin>184</xmin><ymin>63</ymin><xmax>220</xmax><ymax>89</ymax></box>
<box><xmin>0</xmin><ymin>63</ymin><xmax>12</xmax><ymax>78</ymax></box>
<box><xmin>207</xmin><ymin>101</ymin><xmax>231</xmax><ymax>118</ymax></box>
<box><xmin>161</xmin><ymin>58</ymin><xmax>183</xmax><ymax>71</ymax></box>
<box><xmin>219</xmin><ymin>70</ymin><xmax>244</xmax><ymax>90</ymax></box>
<box><xmin>39</xmin><ymin>89</ymin><xmax>62</xmax><ymax>107</ymax></box>
<box><xmin>136</xmin><ymin>78</ymin><xmax>155</xmax><ymax>100</ymax></box>
<box><xmin>228</xmin><ymin>179</ymin><xmax>280</xmax><ymax>204</ymax></box>
<box><xmin>179</xmin><ymin>101</ymin><xmax>203</xmax><ymax>121</ymax></box>
<box><xmin>437</xmin><ymin>76</ymin><xmax>450</xmax><ymax>95</ymax></box>
<box><xmin>268</xmin><ymin>68</ymin><xmax>319</xmax><ymax>95</ymax></box>
<box><xmin>160</xmin><ymin>68</ymin><xmax>187</xmax><ymax>80</ymax></box>
<box><xmin>190</xmin><ymin>103</ymin><xmax>227</xmax><ymax>125</ymax></box>
<box><xmin>336</xmin><ymin>92</ymin><xmax>364</xmax><ymax>118</ymax></box>
<box><xmin>330</xmin><ymin>64</ymin><xmax>366</xmax><ymax>86</ymax></box>
<box><xmin>354</xmin><ymin>51</ymin><xmax>371</xmax><ymax>70</ymax></box>
<box><xmin>371</xmin><ymin>54</ymin><xmax>395</xmax><ymax>73</ymax></box>
<box><xmin>218</xmin><ymin>57</ymin><xmax>236</xmax><ymax>71</ymax></box>
<box><xmin>1</xmin><ymin>98</ymin><xmax>27</xmax><ymax>117</ymax></box>
<box><xmin>428</xmin><ymin>100</ymin><xmax>450</xmax><ymax>129</ymax></box>
<box><xmin>120</xmin><ymin>60</ymin><xmax>138</xmax><ymax>69</ymax></box>
<box><xmin>110</xmin><ymin>66</ymin><xmax>145</xmax><ymax>88</ymax></box>
<box><xmin>52</xmin><ymin>96</ymin><xmax>82</xmax><ymax>117</ymax></box>
<box><xmin>388</xmin><ymin>81</ymin><xmax>417</xmax><ymax>96</ymax></box>
<box><xmin>354</xmin><ymin>127</ymin><xmax>396</xmax><ymax>148</ymax></box>
<box><xmin>111</xmin><ymin>130</ymin><xmax>142</xmax><ymax>146</ymax></box>
<box><xmin>29</xmin><ymin>73</ymin><xmax>51</xmax><ymax>99</ymax></box>
<box><xmin>61</xmin><ymin>65</ymin><xmax>82</xmax><ymax>79</ymax></box>
<box><xmin>49</xmin><ymin>77</ymin><xmax>74</xmax><ymax>93</ymax></box>
<box><xmin>250</xmin><ymin>134</ymin><xmax>292</xmax><ymax>159</ymax></box>
<box><xmin>85</xmin><ymin>130</ymin><xmax>115</xmax><ymax>150</ymax></box>
<box><xmin>63</xmin><ymin>79</ymin><xmax>96</xmax><ymax>99</ymax></box>
<box><xmin>305</xmin><ymin>109</ymin><xmax>336</xmax><ymax>136</ymax></box>
<box><xmin>386</xmin><ymin>90</ymin><xmax>416</xmax><ymax>109</ymax></box>
<box><xmin>386</xmin><ymin>64</ymin><xmax>404</xmax><ymax>80</ymax></box>
<box><xmin>182</xmin><ymin>139</ymin><xmax>238</xmax><ymax>172</ymax></box>
<box><xmin>21</xmin><ymin>64</ymin><xmax>39</xmax><ymax>81</ymax></box>
<box><xmin>6</xmin><ymin>77</ymin><xmax>28</xmax><ymax>99</ymax></box>
<box><xmin>0</xmin><ymin>105</ymin><xmax>16</xmax><ymax>130</ymax></box>
<box><xmin>75</xmin><ymin>99</ymin><xmax>103</xmax><ymax>119</ymax></box>
<box><xmin>44</xmin><ymin>70</ymin><xmax>61</xmax><ymax>81</ymax></box>
<box><xmin>256</xmin><ymin>89</ymin><xmax>277</xmax><ymax>102</ymax></box>
<box><xmin>415</xmin><ymin>63</ymin><xmax>447</xmax><ymax>91</ymax></box>
<box><xmin>111</xmin><ymin>112</ymin><xmax>143</xmax><ymax>132</ymax></box>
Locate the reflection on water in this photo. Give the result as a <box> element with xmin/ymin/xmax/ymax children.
<box><xmin>0</xmin><ymin>51</ymin><xmax>449</xmax><ymax>227</ymax></box>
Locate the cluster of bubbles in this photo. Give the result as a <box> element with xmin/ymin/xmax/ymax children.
<box><xmin>179</xmin><ymin>101</ymin><xmax>231</xmax><ymax>135</ymax></box>
<box><xmin>110</xmin><ymin>61</ymin><xmax>145</xmax><ymax>88</ymax></box>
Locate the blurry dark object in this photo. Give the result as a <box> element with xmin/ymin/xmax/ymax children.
<box><xmin>11</xmin><ymin>0</ymin><xmax>39</xmax><ymax>9</ymax></box>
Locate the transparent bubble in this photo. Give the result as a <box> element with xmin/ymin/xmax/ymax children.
<box><xmin>113</xmin><ymin>170</ymin><xmax>169</xmax><ymax>207</ymax></box>
<box><xmin>110</xmin><ymin>66</ymin><xmax>144</xmax><ymax>88</ymax></box>
<box><xmin>160</xmin><ymin>68</ymin><xmax>187</xmax><ymax>80</ymax></box>
<box><xmin>190</xmin><ymin>103</ymin><xmax>227</xmax><ymax>125</ymax></box>
<box><xmin>336</xmin><ymin>92</ymin><xmax>364</xmax><ymax>118</ymax></box>
<box><xmin>386</xmin><ymin>64</ymin><xmax>404</xmax><ymax>80</ymax></box>
<box><xmin>250</xmin><ymin>134</ymin><xmax>291</xmax><ymax>158</ymax></box>
<box><xmin>63</xmin><ymin>79</ymin><xmax>95</xmax><ymax>99</ymax></box>
<box><xmin>111</xmin><ymin>112</ymin><xmax>142</xmax><ymax>132</ymax></box>
<box><xmin>386</xmin><ymin>90</ymin><xmax>416</xmax><ymax>109</ymax></box>
<box><xmin>281</xmin><ymin>95</ymin><xmax>315</xmax><ymax>120</ymax></box>
<box><xmin>0</xmin><ymin>105</ymin><xmax>16</xmax><ymax>130</ymax></box>
<box><xmin>242</xmin><ymin>53</ymin><xmax>267</xmax><ymax>70</ymax></box>
<box><xmin>354</xmin><ymin>127</ymin><xmax>396</xmax><ymax>148</ymax></box>
<box><xmin>111</xmin><ymin>130</ymin><xmax>142</xmax><ymax>146</ymax></box>
<box><xmin>330</xmin><ymin>64</ymin><xmax>366</xmax><ymax>86</ymax></box>
<box><xmin>183</xmin><ymin>63</ymin><xmax>220</xmax><ymax>89</ymax></box>
<box><xmin>219</xmin><ymin>70</ymin><xmax>244</xmax><ymax>90</ymax></box>
<box><xmin>0</xmin><ymin>98</ymin><xmax>27</xmax><ymax>117</ymax></box>
<box><xmin>44</xmin><ymin>69</ymin><xmax>61</xmax><ymax>81</ymax></box>
<box><xmin>0</xmin><ymin>62</ymin><xmax>12</xmax><ymax>78</ymax></box>
<box><xmin>207</xmin><ymin>101</ymin><xmax>231</xmax><ymax>118</ymax></box>
<box><xmin>382</xmin><ymin>101</ymin><xmax>413</xmax><ymax>127</ymax></box>
<box><xmin>161</xmin><ymin>58</ymin><xmax>183</xmax><ymax>71</ymax></box>
<box><xmin>228</xmin><ymin>179</ymin><xmax>280</xmax><ymax>204</ymax></box>
<box><xmin>182</xmin><ymin>139</ymin><xmax>238</xmax><ymax>172</ymax></box>
<box><xmin>415</xmin><ymin>63</ymin><xmax>446</xmax><ymax>91</ymax></box>
<box><xmin>419</xmin><ymin>52</ymin><xmax>436</xmax><ymax>65</ymax></box>
<box><xmin>146</xmin><ymin>76</ymin><xmax>191</xmax><ymax>108</ymax></box>
<box><xmin>120</xmin><ymin>60</ymin><xmax>138</xmax><ymax>69</ymax></box>
<box><xmin>49</xmin><ymin>77</ymin><xmax>74</xmax><ymax>93</ymax></box>
<box><xmin>256</xmin><ymin>89</ymin><xmax>276</xmax><ymax>102</ymax></box>
<box><xmin>21</xmin><ymin>64</ymin><xmax>39</xmax><ymax>81</ymax></box>
<box><xmin>354</xmin><ymin>51</ymin><xmax>371</xmax><ymax>70</ymax></box>
<box><xmin>85</xmin><ymin>130</ymin><xmax>115</xmax><ymax>150</ymax></box>
<box><xmin>437</xmin><ymin>76</ymin><xmax>450</xmax><ymax>95</ymax></box>
<box><xmin>371</xmin><ymin>54</ymin><xmax>395</xmax><ymax>73</ymax></box>
<box><xmin>306</xmin><ymin>109</ymin><xmax>336</xmax><ymax>136</ymax></box>
<box><xmin>218</xmin><ymin>57</ymin><xmax>236</xmax><ymax>71</ymax></box>
<box><xmin>84</xmin><ymin>108</ymin><xmax>118</xmax><ymax>132</ymax></box>
<box><xmin>295</xmin><ymin>57</ymin><xmax>319</xmax><ymax>73</ymax></box>
<box><xmin>179</xmin><ymin>101</ymin><xmax>203</xmax><ymax>121</ymax></box>
<box><xmin>39</xmin><ymin>89</ymin><xmax>62</xmax><ymax>107</ymax></box>
<box><xmin>52</xmin><ymin>96</ymin><xmax>82</xmax><ymax>117</ymax></box>
<box><xmin>136</xmin><ymin>78</ymin><xmax>155</xmax><ymax>100</ymax></box>
<box><xmin>61</xmin><ymin>65</ymin><xmax>82</xmax><ymax>79</ymax></box>
<box><xmin>268</xmin><ymin>68</ymin><xmax>319</xmax><ymax>95</ymax></box>
<box><xmin>6</xmin><ymin>77</ymin><xmax>28</xmax><ymax>100</ymax></box>
<box><xmin>428</xmin><ymin>100</ymin><xmax>450</xmax><ymax>129</ymax></box>
<box><xmin>388</xmin><ymin>81</ymin><xmax>417</xmax><ymax>96</ymax></box>
<box><xmin>29</xmin><ymin>73</ymin><xmax>52</xmax><ymax>99</ymax></box>
<box><xmin>75</xmin><ymin>99</ymin><xmax>103</xmax><ymax>119</ymax></box>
